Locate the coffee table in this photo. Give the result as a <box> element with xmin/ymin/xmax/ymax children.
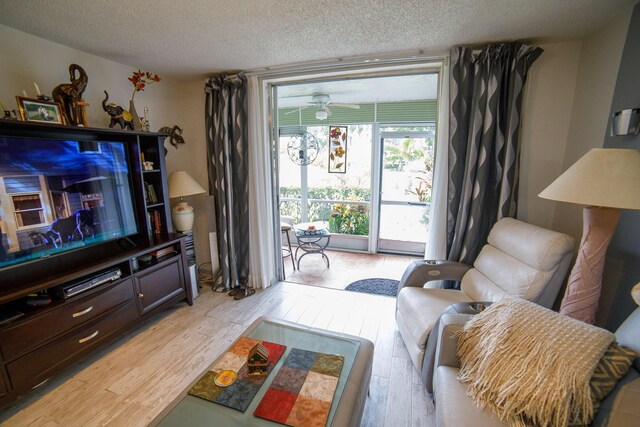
<box><xmin>152</xmin><ymin>317</ymin><xmax>374</xmax><ymax>427</ymax></box>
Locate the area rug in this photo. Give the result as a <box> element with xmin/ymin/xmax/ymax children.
<box><xmin>188</xmin><ymin>337</ymin><xmax>286</xmax><ymax>412</ymax></box>
<box><xmin>253</xmin><ymin>348</ymin><xmax>344</xmax><ymax>426</ymax></box>
<box><xmin>344</xmin><ymin>278</ymin><xmax>399</xmax><ymax>296</ymax></box>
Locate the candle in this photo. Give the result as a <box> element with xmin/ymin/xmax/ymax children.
<box><xmin>22</xmin><ymin>90</ymin><xmax>28</xmax><ymax>98</ymax></box>
<box><xmin>34</xmin><ymin>82</ymin><xmax>41</xmax><ymax>96</ymax></box>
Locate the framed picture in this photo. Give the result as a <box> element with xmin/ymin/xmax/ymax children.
<box><xmin>328</xmin><ymin>126</ymin><xmax>347</xmax><ymax>174</ymax></box>
<box><xmin>15</xmin><ymin>96</ymin><xmax>65</xmax><ymax>124</ymax></box>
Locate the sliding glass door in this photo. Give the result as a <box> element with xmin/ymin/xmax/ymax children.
<box><xmin>377</xmin><ymin>128</ymin><xmax>435</xmax><ymax>254</ymax></box>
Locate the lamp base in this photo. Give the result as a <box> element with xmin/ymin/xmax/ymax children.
<box><xmin>559</xmin><ymin>206</ymin><xmax>620</xmax><ymax>324</ymax></box>
<box><xmin>172</xmin><ymin>201</ymin><xmax>195</xmax><ymax>232</ymax></box>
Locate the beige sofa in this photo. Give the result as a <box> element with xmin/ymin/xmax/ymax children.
<box><xmin>433</xmin><ymin>308</ymin><xmax>640</xmax><ymax>426</ymax></box>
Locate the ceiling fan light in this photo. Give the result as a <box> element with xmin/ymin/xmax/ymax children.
<box><xmin>315</xmin><ymin>110</ymin><xmax>328</xmax><ymax>120</ymax></box>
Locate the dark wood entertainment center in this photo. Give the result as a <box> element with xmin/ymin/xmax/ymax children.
<box><xmin>0</xmin><ymin>120</ymin><xmax>193</xmax><ymax>407</ymax></box>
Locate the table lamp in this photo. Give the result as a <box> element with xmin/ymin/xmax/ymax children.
<box><xmin>168</xmin><ymin>171</ymin><xmax>206</xmax><ymax>232</ymax></box>
<box><xmin>539</xmin><ymin>148</ymin><xmax>640</xmax><ymax>324</ymax></box>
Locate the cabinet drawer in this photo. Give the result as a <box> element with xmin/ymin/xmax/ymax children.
<box><xmin>0</xmin><ymin>278</ymin><xmax>134</xmax><ymax>361</ymax></box>
<box><xmin>134</xmin><ymin>257</ymin><xmax>184</xmax><ymax>315</ymax></box>
<box><xmin>7</xmin><ymin>300</ymin><xmax>138</xmax><ymax>388</ymax></box>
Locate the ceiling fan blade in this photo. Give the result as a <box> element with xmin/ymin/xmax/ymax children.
<box><xmin>280</xmin><ymin>93</ymin><xmax>316</xmax><ymax>98</ymax></box>
<box><xmin>284</xmin><ymin>106</ymin><xmax>310</xmax><ymax>115</ymax></box>
<box><xmin>329</xmin><ymin>103</ymin><xmax>360</xmax><ymax>109</ymax></box>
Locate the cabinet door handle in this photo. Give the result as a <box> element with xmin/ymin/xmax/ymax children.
<box><xmin>78</xmin><ymin>330</ymin><xmax>99</xmax><ymax>344</ymax></box>
<box><xmin>32</xmin><ymin>378</ymin><xmax>50</xmax><ymax>390</ymax></box>
<box><xmin>138</xmin><ymin>293</ymin><xmax>144</xmax><ymax>298</ymax></box>
<box><xmin>72</xmin><ymin>306</ymin><xmax>94</xmax><ymax>318</ymax></box>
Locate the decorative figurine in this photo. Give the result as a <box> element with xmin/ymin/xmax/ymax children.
<box><xmin>143</xmin><ymin>161</ymin><xmax>155</xmax><ymax>171</ymax></box>
<box><xmin>2</xmin><ymin>110</ymin><xmax>19</xmax><ymax>120</ymax></box>
<box><xmin>0</xmin><ymin>101</ymin><xmax>18</xmax><ymax>120</ymax></box>
<box><xmin>141</xmin><ymin>106</ymin><xmax>150</xmax><ymax>132</ymax></box>
<box><xmin>158</xmin><ymin>125</ymin><xmax>185</xmax><ymax>155</ymax></box>
<box><xmin>247</xmin><ymin>343</ymin><xmax>270</xmax><ymax>376</ymax></box>
<box><xmin>72</xmin><ymin>99</ymin><xmax>90</xmax><ymax>127</ymax></box>
<box><xmin>52</xmin><ymin>64</ymin><xmax>89</xmax><ymax>126</ymax></box>
<box><xmin>102</xmin><ymin>91</ymin><xmax>134</xmax><ymax>130</ymax></box>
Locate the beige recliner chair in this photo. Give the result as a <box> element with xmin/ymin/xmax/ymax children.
<box><xmin>396</xmin><ymin>218</ymin><xmax>574</xmax><ymax>390</ymax></box>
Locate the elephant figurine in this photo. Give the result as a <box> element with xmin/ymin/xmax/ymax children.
<box><xmin>52</xmin><ymin>64</ymin><xmax>88</xmax><ymax>126</ymax></box>
<box><xmin>102</xmin><ymin>91</ymin><xmax>134</xmax><ymax>130</ymax></box>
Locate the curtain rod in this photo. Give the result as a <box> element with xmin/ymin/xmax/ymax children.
<box><xmin>244</xmin><ymin>50</ymin><xmax>448</xmax><ymax>78</ymax></box>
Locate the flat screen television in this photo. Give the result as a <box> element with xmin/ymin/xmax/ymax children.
<box><xmin>0</xmin><ymin>136</ymin><xmax>139</xmax><ymax>270</ymax></box>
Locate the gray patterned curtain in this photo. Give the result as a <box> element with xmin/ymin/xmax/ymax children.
<box><xmin>205</xmin><ymin>73</ymin><xmax>250</xmax><ymax>290</ymax></box>
<box><xmin>447</xmin><ymin>43</ymin><xmax>542</xmax><ymax>263</ymax></box>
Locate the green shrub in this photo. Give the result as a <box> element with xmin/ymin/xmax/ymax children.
<box><xmin>280</xmin><ymin>186</ymin><xmax>370</xmax><ymax>236</ymax></box>
<box><xmin>328</xmin><ymin>204</ymin><xmax>369</xmax><ymax>235</ymax></box>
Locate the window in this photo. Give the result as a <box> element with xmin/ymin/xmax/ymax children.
<box><xmin>50</xmin><ymin>191</ymin><xmax>70</xmax><ymax>219</ymax></box>
<box><xmin>11</xmin><ymin>193</ymin><xmax>46</xmax><ymax>229</ymax></box>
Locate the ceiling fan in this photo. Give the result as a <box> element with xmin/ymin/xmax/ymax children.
<box><xmin>285</xmin><ymin>93</ymin><xmax>360</xmax><ymax>120</ymax></box>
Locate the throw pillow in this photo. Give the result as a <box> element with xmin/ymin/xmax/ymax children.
<box><xmin>570</xmin><ymin>342</ymin><xmax>637</xmax><ymax>425</ymax></box>
<box><xmin>589</xmin><ymin>343</ymin><xmax>637</xmax><ymax>408</ymax></box>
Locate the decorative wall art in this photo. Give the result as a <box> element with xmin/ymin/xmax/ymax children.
<box><xmin>287</xmin><ymin>131</ymin><xmax>319</xmax><ymax>166</ymax></box>
<box><xmin>328</xmin><ymin>126</ymin><xmax>347</xmax><ymax>173</ymax></box>
<box><xmin>15</xmin><ymin>97</ymin><xmax>65</xmax><ymax>124</ymax></box>
<box><xmin>158</xmin><ymin>125</ymin><xmax>186</xmax><ymax>155</ymax></box>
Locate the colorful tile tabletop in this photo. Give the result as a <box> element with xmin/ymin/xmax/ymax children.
<box><xmin>188</xmin><ymin>337</ymin><xmax>286</xmax><ymax>412</ymax></box>
<box><xmin>254</xmin><ymin>348</ymin><xmax>345</xmax><ymax>427</ymax></box>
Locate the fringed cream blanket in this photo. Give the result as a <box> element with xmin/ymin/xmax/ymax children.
<box><xmin>456</xmin><ymin>297</ymin><xmax>614</xmax><ymax>427</ymax></box>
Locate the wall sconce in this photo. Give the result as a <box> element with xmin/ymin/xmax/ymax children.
<box><xmin>611</xmin><ymin>108</ymin><xmax>640</xmax><ymax>136</ymax></box>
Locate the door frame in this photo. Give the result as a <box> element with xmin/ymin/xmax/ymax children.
<box><xmin>263</xmin><ymin>63</ymin><xmax>444</xmax><ymax>280</ymax></box>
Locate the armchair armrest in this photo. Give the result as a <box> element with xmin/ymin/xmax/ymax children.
<box><xmin>397</xmin><ymin>260</ymin><xmax>472</xmax><ymax>295</ymax></box>
<box><xmin>434</xmin><ymin>313</ymin><xmax>474</xmax><ymax>369</ymax></box>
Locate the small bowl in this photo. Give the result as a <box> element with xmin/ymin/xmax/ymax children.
<box><xmin>469</xmin><ymin>302</ymin><xmax>487</xmax><ymax>312</ymax></box>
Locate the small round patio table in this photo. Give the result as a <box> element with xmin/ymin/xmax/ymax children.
<box><xmin>293</xmin><ymin>222</ymin><xmax>331</xmax><ymax>269</ymax></box>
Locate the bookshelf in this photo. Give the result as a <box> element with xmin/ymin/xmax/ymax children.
<box><xmin>138</xmin><ymin>136</ymin><xmax>172</xmax><ymax>240</ymax></box>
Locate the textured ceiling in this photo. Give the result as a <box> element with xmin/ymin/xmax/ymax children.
<box><xmin>0</xmin><ymin>0</ymin><xmax>634</xmax><ymax>80</ymax></box>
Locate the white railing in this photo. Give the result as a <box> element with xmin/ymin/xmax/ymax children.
<box><xmin>280</xmin><ymin>197</ymin><xmax>370</xmax><ymax>206</ymax></box>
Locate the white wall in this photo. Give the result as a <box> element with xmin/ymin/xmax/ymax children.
<box><xmin>551</xmin><ymin>11</ymin><xmax>631</xmax><ymax>244</ymax></box>
<box><xmin>517</xmin><ymin>8</ymin><xmax>631</xmax><ymax>238</ymax></box>
<box><xmin>517</xmin><ymin>41</ymin><xmax>581</xmax><ymax>229</ymax></box>
<box><xmin>522</xmin><ymin>10</ymin><xmax>631</xmax><ymax>323</ymax></box>
<box><xmin>0</xmin><ymin>24</ymin><xmax>214</xmax><ymax>270</ymax></box>
<box><xmin>164</xmin><ymin>80</ymin><xmax>215</xmax><ymax>271</ymax></box>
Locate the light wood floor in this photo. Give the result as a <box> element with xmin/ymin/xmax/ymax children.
<box><xmin>284</xmin><ymin>250</ymin><xmax>420</xmax><ymax>290</ymax></box>
<box><xmin>0</xmin><ymin>282</ymin><xmax>435</xmax><ymax>426</ymax></box>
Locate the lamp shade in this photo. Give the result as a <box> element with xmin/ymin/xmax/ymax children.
<box><xmin>168</xmin><ymin>171</ymin><xmax>206</xmax><ymax>199</ymax></box>
<box><xmin>539</xmin><ymin>148</ymin><xmax>640</xmax><ymax>210</ymax></box>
